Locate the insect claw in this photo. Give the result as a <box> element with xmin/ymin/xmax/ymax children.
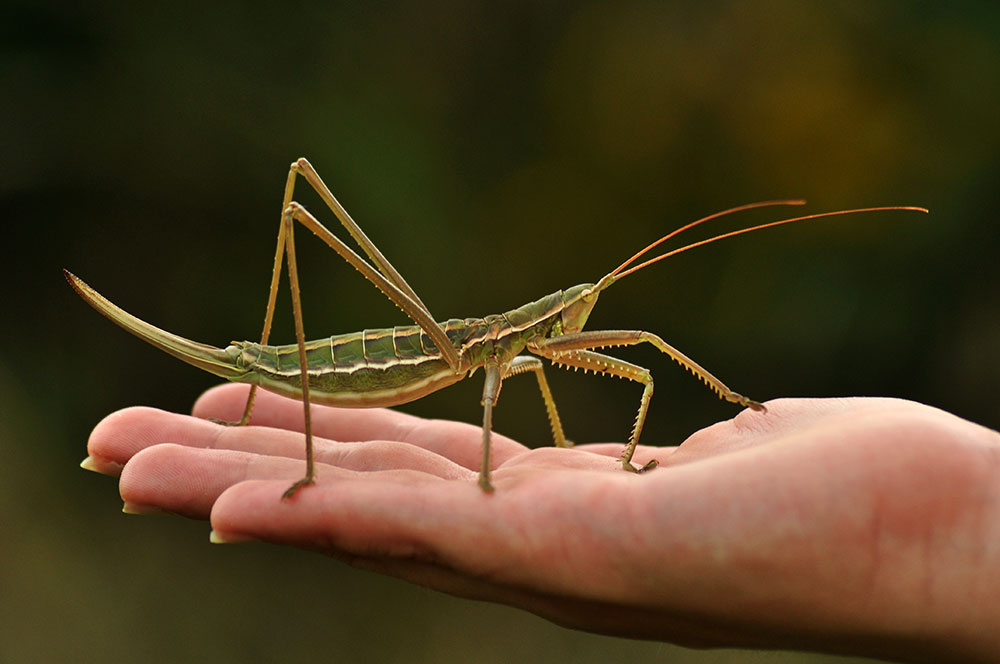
<box><xmin>282</xmin><ymin>476</ymin><xmax>315</xmax><ymax>500</ymax></box>
<box><xmin>209</xmin><ymin>417</ymin><xmax>244</xmax><ymax>427</ymax></box>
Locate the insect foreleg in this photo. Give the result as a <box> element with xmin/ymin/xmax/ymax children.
<box><xmin>533</xmin><ymin>330</ymin><xmax>762</xmax><ymax>411</ymax></box>
<box><xmin>504</xmin><ymin>355</ymin><xmax>567</xmax><ymax>448</ymax></box>
<box><xmin>530</xmin><ymin>331</ymin><xmax>764</xmax><ymax>473</ymax></box>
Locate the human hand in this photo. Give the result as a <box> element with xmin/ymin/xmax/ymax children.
<box><xmin>83</xmin><ymin>385</ymin><xmax>1000</xmax><ymax>662</ymax></box>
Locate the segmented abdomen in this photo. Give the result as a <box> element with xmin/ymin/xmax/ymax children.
<box><xmin>235</xmin><ymin>319</ymin><xmax>490</xmax><ymax>408</ymax></box>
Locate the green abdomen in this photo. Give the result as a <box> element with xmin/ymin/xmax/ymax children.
<box><xmin>234</xmin><ymin>319</ymin><xmax>489</xmax><ymax>408</ymax></box>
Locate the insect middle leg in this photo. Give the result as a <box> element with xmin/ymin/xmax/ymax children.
<box><xmin>504</xmin><ymin>355</ymin><xmax>568</xmax><ymax>448</ymax></box>
<box><xmin>528</xmin><ymin>345</ymin><xmax>658</xmax><ymax>472</ymax></box>
<box><xmin>479</xmin><ymin>362</ymin><xmax>502</xmax><ymax>493</ymax></box>
<box><xmin>475</xmin><ymin>356</ymin><xmax>568</xmax><ymax>493</ymax></box>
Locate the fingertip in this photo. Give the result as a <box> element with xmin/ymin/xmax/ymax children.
<box><xmin>88</xmin><ymin>405</ymin><xmax>157</xmax><ymax>444</ymax></box>
<box><xmin>80</xmin><ymin>453</ymin><xmax>123</xmax><ymax>477</ymax></box>
<box><xmin>119</xmin><ymin>443</ymin><xmax>245</xmax><ymax>519</ymax></box>
<box><xmin>87</xmin><ymin>405</ymin><xmax>174</xmax><ymax>464</ymax></box>
<box><xmin>118</xmin><ymin>443</ymin><xmax>186</xmax><ymax>505</ymax></box>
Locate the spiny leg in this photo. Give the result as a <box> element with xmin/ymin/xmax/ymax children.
<box><xmin>479</xmin><ymin>362</ymin><xmax>503</xmax><ymax>493</ymax></box>
<box><xmin>535</xmin><ymin>330</ymin><xmax>763</xmax><ymax>410</ymax></box>
<box><xmin>504</xmin><ymin>355</ymin><xmax>567</xmax><ymax>448</ymax></box>
<box><xmin>528</xmin><ymin>343</ymin><xmax>658</xmax><ymax>472</ymax></box>
<box><xmin>532</xmin><ymin>331</ymin><xmax>764</xmax><ymax>472</ymax></box>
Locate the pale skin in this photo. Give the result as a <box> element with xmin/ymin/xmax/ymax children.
<box><xmin>83</xmin><ymin>383</ymin><xmax>1000</xmax><ymax>662</ymax></box>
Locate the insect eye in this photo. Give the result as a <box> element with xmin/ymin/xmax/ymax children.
<box><xmin>581</xmin><ymin>288</ymin><xmax>594</xmax><ymax>301</ymax></box>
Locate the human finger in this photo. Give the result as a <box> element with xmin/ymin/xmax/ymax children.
<box><xmin>86</xmin><ymin>407</ymin><xmax>475</xmax><ymax>480</ymax></box>
<box><xmin>119</xmin><ymin>442</ymin><xmax>463</xmax><ymax>519</ymax></box>
<box><xmin>192</xmin><ymin>383</ymin><xmax>528</xmax><ymax>470</ymax></box>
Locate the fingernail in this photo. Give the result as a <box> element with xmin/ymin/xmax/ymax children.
<box><xmin>80</xmin><ymin>455</ymin><xmax>123</xmax><ymax>476</ymax></box>
<box><xmin>209</xmin><ymin>530</ymin><xmax>258</xmax><ymax>544</ymax></box>
<box><xmin>122</xmin><ymin>501</ymin><xmax>166</xmax><ymax>515</ymax></box>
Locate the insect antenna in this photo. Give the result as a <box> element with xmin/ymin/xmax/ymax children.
<box><xmin>597</xmin><ymin>205</ymin><xmax>928</xmax><ymax>288</ymax></box>
<box><xmin>608</xmin><ymin>199</ymin><xmax>806</xmax><ymax>279</ymax></box>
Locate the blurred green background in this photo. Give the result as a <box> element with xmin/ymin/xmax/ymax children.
<box><xmin>3</xmin><ymin>1</ymin><xmax>999</xmax><ymax>662</ymax></box>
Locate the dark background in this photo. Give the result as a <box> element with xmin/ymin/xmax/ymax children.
<box><xmin>3</xmin><ymin>2</ymin><xmax>998</xmax><ymax>662</ymax></box>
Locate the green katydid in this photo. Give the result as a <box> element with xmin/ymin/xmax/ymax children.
<box><xmin>65</xmin><ymin>158</ymin><xmax>927</xmax><ymax>496</ymax></box>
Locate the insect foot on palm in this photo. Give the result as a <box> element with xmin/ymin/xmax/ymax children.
<box><xmin>209</xmin><ymin>417</ymin><xmax>247</xmax><ymax>427</ymax></box>
<box><xmin>734</xmin><ymin>394</ymin><xmax>766</xmax><ymax>412</ymax></box>
<box><xmin>208</xmin><ymin>386</ymin><xmax>259</xmax><ymax>427</ymax></box>
<box><xmin>621</xmin><ymin>457</ymin><xmax>659</xmax><ymax>473</ymax></box>
<box><xmin>282</xmin><ymin>476</ymin><xmax>315</xmax><ymax>500</ymax></box>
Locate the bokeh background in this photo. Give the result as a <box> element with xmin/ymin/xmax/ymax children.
<box><xmin>3</xmin><ymin>2</ymin><xmax>999</xmax><ymax>662</ymax></box>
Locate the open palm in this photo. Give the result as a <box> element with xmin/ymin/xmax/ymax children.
<box><xmin>84</xmin><ymin>384</ymin><xmax>1000</xmax><ymax>662</ymax></box>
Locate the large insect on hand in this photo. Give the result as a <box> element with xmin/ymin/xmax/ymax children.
<box><xmin>65</xmin><ymin>158</ymin><xmax>926</xmax><ymax>497</ymax></box>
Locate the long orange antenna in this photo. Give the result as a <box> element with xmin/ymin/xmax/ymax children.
<box><xmin>599</xmin><ymin>205</ymin><xmax>928</xmax><ymax>287</ymax></box>
<box><xmin>608</xmin><ymin>199</ymin><xmax>806</xmax><ymax>278</ymax></box>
